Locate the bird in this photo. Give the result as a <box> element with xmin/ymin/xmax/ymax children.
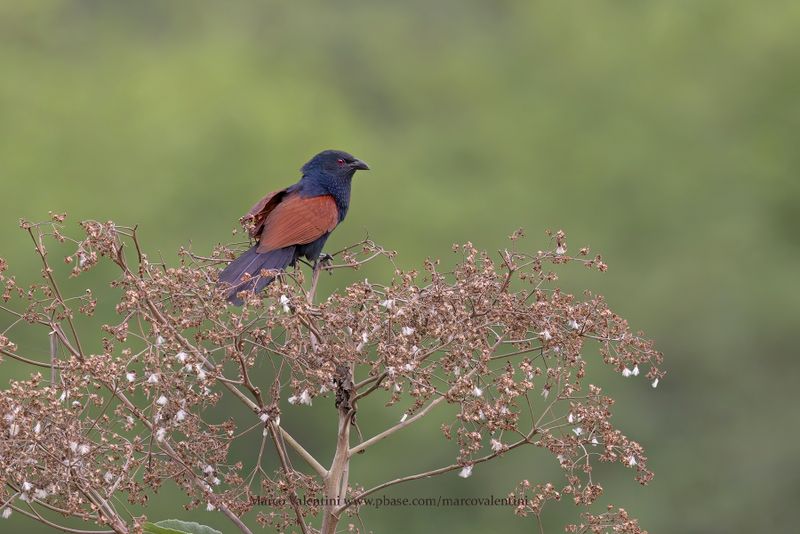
<box><xmin>219</xmin><ymin>149</ymin><xmax>370</xmax><ymax>305</ymax></box>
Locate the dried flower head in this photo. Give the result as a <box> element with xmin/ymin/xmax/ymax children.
<box><xmin>0</xmin><ymin>217</ymin><xmax>663</xmax><ymax>533</ymax></box>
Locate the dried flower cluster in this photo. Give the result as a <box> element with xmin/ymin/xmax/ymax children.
<box><xmin>0</xmin><ymin>215</ymin><xmax>663</xmax><ymax>533</ymax></box>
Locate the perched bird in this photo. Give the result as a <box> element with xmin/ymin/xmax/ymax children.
<box><xmin>219</xmin><ymin>149</ymin><xmax>369</xmax><ymax>305</ymax></box>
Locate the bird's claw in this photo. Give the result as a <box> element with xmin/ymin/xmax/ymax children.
<box><xmin>311</xmin><ymin>254</ymin><xmax>335</xmax><ymax>276</ymax></box>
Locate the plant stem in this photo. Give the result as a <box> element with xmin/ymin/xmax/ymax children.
<box><xmin>320</xmin><ymin>396</ymin><xmax>354</xmax><ymax>534</ymax></box>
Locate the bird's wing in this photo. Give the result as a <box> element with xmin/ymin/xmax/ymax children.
<box><xmin>246</xmin><ymin>189</ymin><xmax>288</xmax><ymax>238</ymax></box>
<box><xmin>256</xmin><ymin>193</ymin><xmax>339</xmax><ymax>253</ymax></box>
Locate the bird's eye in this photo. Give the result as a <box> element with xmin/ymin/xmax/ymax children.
<box><xmin>336</xmin><ymin>158</ymin><xmax>346</xmax><ymax>166</ymax></box>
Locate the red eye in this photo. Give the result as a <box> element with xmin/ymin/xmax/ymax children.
<box><xmin>336</xmin><ymin>158</ymin><xmax>346</xmax><ymax>166</ymax></box>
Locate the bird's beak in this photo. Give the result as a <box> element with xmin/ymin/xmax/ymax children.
<box><xmin>351</xmin><ymin>159</ymin><xmax>370</xmax><ymax>171</ymax></box>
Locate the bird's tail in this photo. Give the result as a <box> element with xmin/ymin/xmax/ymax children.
<box><xmin>218</xmin><ymin>245</ymin><xmax>295</xmax><ymax>305</ymax></box>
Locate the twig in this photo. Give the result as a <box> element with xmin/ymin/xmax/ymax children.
<box><xmin>49</xmin><ymin>329</ymin><xmax>59</xmax><ymax>386</ymax></box>
<box><xmin>28</xmin><ymin>227</ymin><xmax>85</xmax><ymax>359</ymax></box>
<box><xmin>267</xmin><ymin>423</ymin><xmax>310</xmax><ymax>534</ymax></box>
<box><xmin>348</xmin><ymin>357</ymin><xmax>489</xmax><ymax>457</ymax></box>
<box><xmin>338</xmin><ymin>427</ymin><xmax>537</xmax><ymax>515</ymax></box>
<box><xmin>0</xmin><ymin>347</ymin><xmax>66</xmax><ymax>369</ymax></box>
<box><xmin>10</xmin><ymin>504</ymin><xmax>114</xmax><ymax>534</ymax></box>
<box><xmin>350</xmin><ymin>372</ymin><xmax>388</xmax><ymax>404</ymax></box>
<box><xmin>349</xmin><ymin>395</ymin><xmax>446</xmax><ymax>456</ymax></box>
<box><xmin>280</xmin><ymin>427</ymin><xmax>328</xmax><ymax>478</ymax></box>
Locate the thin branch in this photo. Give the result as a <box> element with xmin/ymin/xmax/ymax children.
<box><xmin>307</xmin><ymin>261</ymin><xmax>323</xmax><ymax>305</ymax></box>
<box><xmin>280</xmin><ymin>427</ymin><xmax>328</xmax><ymax>478</ymax></box>
<box><xmin>338</xmin><ymin>427</ymin><xmax>538</xmax><ymax>515</ymax></box>
<box><xmin>353</xmin><ymin>371</ymin><xmax>385</xmax><ymax>392</ymax></box>
<box><xmin>11</xmin><ymin>504</ymin><xmax>115</xmax><ymax>534</ymax></box>
<box><xmin>0</xmin><ymin>347</ymin><xmax>65</xmax><ymax>369</ymax></box>
<box><xmin>349</xmin><ymin>395</ymin><xmax>446</xmax><ymax>456</ymax></box>
<box><xmin>49</xmin><ymin>329</ymin><xmax>59</xmax><ymax>386</ymax></box>
<box><xmin>348</xmin><ymin>356</ymin><xmax>490</xmax><ymax>457</ymax></box>
<box><xmin>28</xmin><ymin>227</ymin><xmax>85</xmax><ymax>358</ymax></box>
<box><xmin>267</xmin><ymin>423</ymin><xmax>310</xmax><ymax>534</ymax></box>
<box><xmin>490</xmin><ymin>344</ymin><xmax>544</xmax><ymax>361</ymax></box>
<box><xmin>350</xmin><ymin>372</ymin><xmax>387</xmax><ymax>404</ymax></box>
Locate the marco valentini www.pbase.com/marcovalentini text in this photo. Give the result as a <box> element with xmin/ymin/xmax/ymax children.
<box><xmin>249</xmin><ymin>494</ymin><xmax>530</xmax><ymax>509</ymax></box>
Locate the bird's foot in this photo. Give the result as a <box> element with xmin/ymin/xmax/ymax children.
<box><xmin>317</xmin><ymin>253</ymin><xmax>334</xmax><ymax>271</ymax></box>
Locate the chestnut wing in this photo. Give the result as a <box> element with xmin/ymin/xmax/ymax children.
<box><xmin>245</xmin><ymin>189</ymin><xmax>288</xmax><ymax>239</ymax></box>
<box><xmin>256</xmin><ymin>193</ymin><xmax>339</xmax><ymax>253</ymax></box>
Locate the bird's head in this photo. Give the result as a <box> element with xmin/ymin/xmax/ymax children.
<box><xmin>301</xmin><ymin>150</ymin><xmax>370</xmax><ymax>180</ymax></box>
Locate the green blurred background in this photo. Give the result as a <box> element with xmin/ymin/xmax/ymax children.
<box><xmin>1</xmin><ymin>1</ymin><xmax>798</xmax><ymax>532</ymax></box>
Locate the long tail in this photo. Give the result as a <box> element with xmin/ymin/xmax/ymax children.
<box><xmin>218</xmin><ymin>245</ymin><xmax>295</xmax><ymax>305</ymax></box>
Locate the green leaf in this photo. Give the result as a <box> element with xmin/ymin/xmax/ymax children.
<box><xmin>142</xmin><ymin>524</ymin><xmax>184</xmax><ymax>534</ymax></box>
<box><xmin>143</xmin><ymin>520</ymin><xmax>223</xmax><ymax>534</ymax></box>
